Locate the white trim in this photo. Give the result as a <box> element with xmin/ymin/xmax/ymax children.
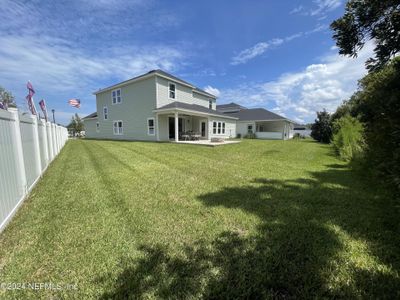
<box><xmin>103</xmin><ymin>106</ymin><xmax>108</xmax><ymax>120</ymax></box>
<box><xmin>237</xmin><ymin>119</ymin><xmax>296</xmax><ymax>124</ymax></box>
<box><xmin>153</xmin><ymin>108</ymin><xmax>238</xmax><ymax>120</ymax></box>
<box><xmin>168</xmin><ymin>82</ymin><xmax>176</xmax><ymax>100</ymax></box>
<box><xmin>212</xmin><ymin>120</ymin><xmax>226</xmax><ymax>135</ymax></box>
<box><xmin>147</xmin><ymin>117</ymin><xmax>155</xmax><ymax>136</ymax></box>
<box><xmin>111</xmin><ymin>88</ymin><xmax>122</xmax><ymax>105</ymax></box>
<box><xmin>113</xmin><ymin>120</ymin><xmax>123</xmax><ymax>135</ymax></box>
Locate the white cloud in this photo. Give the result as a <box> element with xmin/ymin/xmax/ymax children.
<box><xmin>311</xmin><ymin>0</ymin><xmax>342</xmax><ymax>16</ymax></box>
<box><xmin>230</xmin><ymin>25</ymin><xmax>328</xmax><ymax>65</ymax></box>
<box><xmin>231</xmin><ymin>42</ymin><xmax>270</xmax><ymax>65</ymax></box>
<box><xmin>220</xmin><ymin>42</ymin><xmax>374</xmax><ymax>122</ymax></box>
<box><xmin>204</xmin><ymin>86</ymin><xmax>220</xmax><ymax>97</ymax></box>
<box><xmin>290</xmin><ymin>5</ymin><xmax>304</xmax><ymax>14</ymax></box>
<box><xmin>290</xmin><ymin>0</ymin><xmax>342</xmax><ymax>18</ymax></box>
<box><xmin>0</xmin><ymin>34</ymin><xmax>183</xmax><ymax>104</ymax></box>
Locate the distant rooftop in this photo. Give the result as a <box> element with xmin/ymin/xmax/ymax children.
<box><xmin>82</xmin><ymin>112</ymin><xmax>97</xmax><ymax>119</ymax></box>
<box><xmin>216</xmin><ymin>102</ymin><xmax>247</xmax><ymax>111</ymax></box>
<box><xmin>228</xmin><ymin>108</ymin><xmax>289</xmax><ymax>122</ymax></box>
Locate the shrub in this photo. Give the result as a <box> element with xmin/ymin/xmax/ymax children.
<box><xmin>236</xmin><ymin>133</ymin><xmax>241</xmax><ymax>139</ymax></box>
<box><xmin>311</xmin><ymin>110</ymin><xmax>332</xmax><ymax>143</ymax></box>
<box><xmin>332</xmin><ymin>115</ymin><xmax>365</xmax><ymax>161</ymax></box>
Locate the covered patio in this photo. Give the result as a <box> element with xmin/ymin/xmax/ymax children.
<box><xmin>255</xmin><ymin>120</ymin><xmax>294</xmax><ymax>140</ymax></box>
<box><xmin>153</xmin><ymin>102</ymin><xmax>237</xmax><ymax>142</ymax></box>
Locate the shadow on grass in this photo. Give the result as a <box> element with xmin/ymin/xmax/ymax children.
<box><xmin>98</xmin><ymin>164</ymin><xmax>400</xmax><ymax>299</ymax></box>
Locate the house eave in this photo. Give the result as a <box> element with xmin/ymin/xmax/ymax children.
<box><xmin>153</xmin><ymin>107</ymin><xmax>238</xmax><ymax>120</ymax></box>
<box><xmin>237</xmin><ymin>118</ymin><xmax>295</xmax><ymax>123</ymax></box>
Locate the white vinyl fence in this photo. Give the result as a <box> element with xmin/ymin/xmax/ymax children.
<box><xmin>0</xmin><ymin>108</ymin><xmax>68</xmax><ymax>232</ymax></box>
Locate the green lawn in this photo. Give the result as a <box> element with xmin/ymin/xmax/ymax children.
<box><xmin>0</xmin><ymin>139</ymin><xmax>399</xmax><ymax>299</ymax></box>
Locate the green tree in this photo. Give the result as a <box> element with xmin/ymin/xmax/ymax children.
<box><xmin>332</xmin><ymin>115</ymin><xmax>364</xmax><ymax>161</ymax></box>
<box><xmin>67</xmin><ymin>113</ymin><xmax>84</xmax><ymax>136</ymax></box>
<box><xmin>311</xmin><ymin>110</ymin><xmax>333</xmax><ymax>143</ymax></box>
<box><xmin>357</xmin><ymin>57</ymin><xmax>400</xmax><ymax>187</ymax></box>
<box><xmin>0</xmin><ymin>86</ymin><xmax>16</xmax><ymax>108</ymax></box>
<box><xmin>331</xmin><ymin>0</ymin><xmax>400</xmax><ymax>71</ymax></box>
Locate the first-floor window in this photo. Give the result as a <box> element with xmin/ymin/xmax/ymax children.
<box><xmin>247</xmin><ymin>124</ymin><xmax>253</xmax><ymax>134</ymax></box>
<box><xmin>96</xmin><ymin>122</ymin><xmax>100</xmax><ymax>132</ymax></box>
<box><xmin>113</xmin><ymin>120</ymin><xmax>123</xmax><ymax>135</ymax></box>
<box><xmin>213</xmin><ymin>121</ymin><xmax>226</xmax><ymax>135</ymax></box>
<box><xmin>147</xmin><ymin>118</ymin><xmax>155</xmax><ymax>135</ymax></box>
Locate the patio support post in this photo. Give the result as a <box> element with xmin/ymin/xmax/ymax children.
<box><xmin>174</xmin><ymin>111</ymin><xmax>179</xmax><ymax>142</ymax></box>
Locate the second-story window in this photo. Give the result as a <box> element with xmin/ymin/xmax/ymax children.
<box><xmin>103</xmin><ymin>106</ymin><xmax>108</xmax><ymax>120</ymax></box>
<box><xmin>209</xmin><ymin>100</ymin><xmax>213</xmax><ymax>109</ymax></box>
<box><xmin>112</xmin><ymin>89</ymin><xmax>122</xmax><ymax>104</ymax></box>
<box><xmin>169</xmin><ymin>83</ymin><xmax>176</xmax><ymax>99</ymax></box>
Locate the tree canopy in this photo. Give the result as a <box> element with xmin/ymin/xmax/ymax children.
<box><xmin>67</xmin><ymin>113</ymin><xmax>84</xmax><ymax>134</ymax></box>
<box><xmin>0</xmin><ymin>86</ymin><xmax>16</xmax><ymax>108</ymax></box>
<box><xmin>331</xmin><ymin>0</ymin><xmax>400</xmax><ymax>71</ymax></box>
<box><xmin>311</xmin><ymin>110</ymin><xmax>333</xmax><ymax>143</ymax></box>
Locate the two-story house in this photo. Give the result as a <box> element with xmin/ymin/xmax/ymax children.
<box><xmin>83</xmin><ymin>70</ymin><xmax>237</xmax><ymax>142</ymax></box>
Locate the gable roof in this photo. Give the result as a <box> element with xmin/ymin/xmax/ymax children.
<box><xmin>154</xmin><ymin>101</ymin><xmax>237</xmax><ymax>119</ymax></box>
<box><xmin>93</xmin><ymin>69</ymin><xmax>216</xmax><ymax>98</ymax></box>
<box><xmin>228</xmin><ymin>108</ymin><xmax>290</xmax><ymax>122</ymax></box>
<box><xmin>82</xmin><ymin>112</ymin><xmax>97</xmax><ymax>120</ymax></box>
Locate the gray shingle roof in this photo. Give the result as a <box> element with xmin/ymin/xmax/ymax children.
<box><xmin>155</xmin><ymin>101</ymin><xmax>237</xmax><ymax>119</ymax></box>
<box><xmin>227</xmin><ymin>108</ymin><xmax>288</xmax><ymax>121</ymax></box>
<box><xmin>216</xmin><ymin>102</ymin><xmax>247</xmax><ymax>110</ymax></box>
<box><xmin>82</xmin><ymin>112</ymin><xmax>97</xmax><ymax>119</ymax></box>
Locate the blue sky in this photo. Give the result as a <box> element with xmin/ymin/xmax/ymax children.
<box><xmin>0</xmin><ymin>0</ymin><xmax>373</xmax><ymax>124</ymax></box>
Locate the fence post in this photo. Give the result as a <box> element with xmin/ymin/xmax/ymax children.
<box><xmin>9</xmin><ymin>108</ymin><xmax>28</xmax><ymax>196</ymax></box>
<box><xmin>41</xmin><ymin>120</ymin><xmax>49</xmax><ymax>168</ymax></box>
<box><xmin>31</xmin><ymin>116</ymin><xmax>42</xmax><ymax>176</ymax></box>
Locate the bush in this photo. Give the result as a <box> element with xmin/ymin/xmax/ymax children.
<box><xmin>332</xmin><ymin>115</ymin><xmax>364</xmax><ymax>161</ymax></box>
<box><xmin>311</xmin><ymin>110</ymin><xmax>332</xmax><ymax>143</ymax></box>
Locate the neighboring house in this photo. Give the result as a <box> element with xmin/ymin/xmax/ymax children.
<box><xmin>292</xmin><ymin>123</ymin><xmax>312</xmax><ymax>137</ymax></box>
<box><xmin>83</xmin><ymin>70</ymin><xmax>237</xmax><ymax>142</ymax></box>
<box><xmin>217</xmin><ymin>103</ymin><xmax>295</xmax><ymax>140</ymax></box>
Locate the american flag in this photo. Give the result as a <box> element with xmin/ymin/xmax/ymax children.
<box><xmin>26</xmin><ymin>81</ymin><xmax>37</xmax><ymax>115</ymax></box>
<box><xmin>39</xmin><ymin>99</ymin><xmax>48</xmax><ymax>121</ymax></box>
<box><xmin>68</xmin><ymin>98</ymin><xmax>81</xmax><ymax>108</ymax></box>
<box><xmin>27</xmin><ymin>81</ymin><xmax>35</xmax><ymax>97</ymax></box>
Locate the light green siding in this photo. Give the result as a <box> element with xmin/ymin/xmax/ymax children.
<box><xmin>84</xmin><ymin>118</ymin><xmax>99</xmax><ymax>139</ymax></box>
<box><xmin>156</xmin><ymin>76</ymin><xmax>214</xmax><ymax>109</ymax></box>
<box><xmin>93</xmin><ymin>76</ymin><xmax>157</xmax><ymax>141</ymax></box>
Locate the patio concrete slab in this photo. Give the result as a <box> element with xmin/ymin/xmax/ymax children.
<box><xmin>174</xmin><ymin>140</ymin><xmax>241</xmax><ymax>147</ymax></box>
